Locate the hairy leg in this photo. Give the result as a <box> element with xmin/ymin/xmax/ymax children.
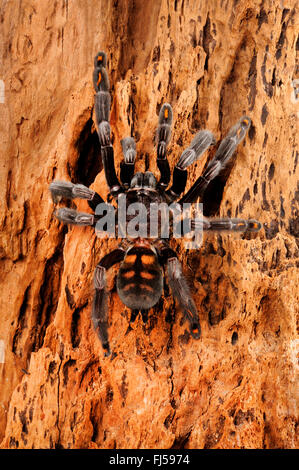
<box><xmin>167</xmin><ymin>257</ymin><xmax>201</xmax><ymax>338</ymax></box>
<box><xmin>92</xmin><ymin>248</ymin><xmax>126</xmax><ymax>356</ymax></box>
<box><xmin>156</xmin><ymin>103</ymin><xmax>173</xmax><ymax>190</ymax></box>
<box><xmin>49</xmin><ymin>180</ymin><xmax>103</xmax><ymax>211</ymax></box>
<box><xmin>120</xmin><ymin>137</ymin><xmax>136</xmax><ymax>187</ymax></box>
<box><xmin>166</xmin><ymin>130</ymin><xmax>215</xmax><ymax>202</ymax></box>
<box><xmin>55</xmin><ymin>207</ymin><xmax>96</xmax><ymax>226</ymax></box>
<box><xmin>180</xmin><ymin>117</ymin><xmax>251</xmax><ymax>204</ymax></box>
<box><xmin>93</xmin><ymin>51</ymin><xmax>124</xmax><ymax>198</ymax></box>
<box><xmin>180</xmin><ymin>216</ymin><xmax>261</xmax><ymax>234</ymax></box>
<box><xmin>155</xmin><ymin>240</ymin><xmax>201</xmax><ymax>339</ymax></box>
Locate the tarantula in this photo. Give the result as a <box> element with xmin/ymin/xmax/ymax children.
<box><xmin>50</xmin><ymin>51</ymin><xmax>261</xmax><ymax>356</ymax></box>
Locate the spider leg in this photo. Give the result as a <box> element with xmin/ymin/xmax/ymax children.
<box><xmin>180</xmin><ymin>116</ymin><xmax>251</xmax><ymax>204</ymax></box>
<box><xmin>120</xmin><ymin>137</ymin><xmax>136</xmax><ymax>187</ymax></box>
<box><xmin>55</xmin><ymin>207</ymin><xmax>96</xmax><ymax>226</ymax></box>
<box><xmin>156</xmin><ymin>241</ymin><xmax>201</xmax><ymax>339</ymax></box>
<box><xmin>180</xmin><ymin>216</ymin><xmax>261</xmax><ymax>234</ymax></box>
<box><xmin>49</xmin><ymin>180</ymin><xmax>104</xmax><ymax>211</ymax></box>
<box><xmin>191</xmin><ymin>217</ymin><xmax>261</xmax><ymax>232</ymax></box>
<box><xmin>166</xmin><ymin>130</ymin><xmax>215</xmax><ymax>201</ymax></box>
<box><xmin>156</xmin><ymin>103</ymin><xmax>173</xmax><ymax>190</ymax></box>
<box><xmin>93</xmin><ymin>51</ymin><xmax>124</xmax><ymax>198</ymax></box>
<box><xmin>92</xmin><ymin>247</ymin><xmax>126</xmax><ymax>356</ymax></box>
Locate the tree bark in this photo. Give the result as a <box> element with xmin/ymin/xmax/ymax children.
<box><xmin>0</xmin><ymin>0</ymin><xmax>298</xmax><ymax>449</ymax></box>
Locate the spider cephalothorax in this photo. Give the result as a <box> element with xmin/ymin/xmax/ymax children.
<box><xmin>50</xmin><ymin>51</ymin><xmax>261</xmax><ymax>356</ymax></box>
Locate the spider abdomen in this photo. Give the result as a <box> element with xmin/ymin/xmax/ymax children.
<box><xmin>117</xmin><ymin>246</ymin><xmax>163</xmax><ymax>310</ymax></box>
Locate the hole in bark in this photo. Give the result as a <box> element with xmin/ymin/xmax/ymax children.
<box><xmin>74</xmin><ymin>118</ymin><xmax>102</xmax><ymax>186</ymax></box>
<box><xmin>90</xmin><ymin>401</ymin><xmax>101</xmax><ymax>443</ymax></box>
<box><xmin>208</xmin><ymin>309</ymin><xmax>224</xmax><ymax>326</ymax></box>
<box><xmin>31</xmin><ymin>245</ymin><xmax>65</xmax><ymax>353</ymax></box>
<box><xmin>171</xmin><ymin>430</ymin><xmax>192</xmax><ymax>449</ymax></box>
<box><xmin>12</xmin><ymin>284</ymin><xmax>31</xmax><ymax>355</ymax></box>
<box><xmin>202</xmin><ymin>161</ymin><xmax>236</xmax><ymax>217</ymax></box>
<box><xmin>71</xmin><ymin>307</ymin><xmax>81</xmax><ymax>348</ymax></box>
<box><xmin>231</xmin><ymin>331</ymin><xmax>238</xmax><ymax>345</ymax></box>
<box><xmin>63</xmin><ymin>359</ymin><xmax>76</xmax><ymax>386</ymax></box>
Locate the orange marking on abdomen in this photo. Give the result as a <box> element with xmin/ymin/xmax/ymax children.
<box><xmin>97</xmin><ymin>72</ymin><xmax>102</xmax><ymax>87</ymax></box>
<box><xmin>141</xmin><ymin>254</ymin><xmax>155</xmax><ymax>265</ymax></box>
<box><xmin>122</xmin><ymin>283</ymin><xmax>136</xmax><ymax>292</ymax></box>
<box><xmin>141</xmin><ymin>284</ymin><xmax>154</xmax><ymax>292</ymax></box>
<box><xmin>140</xmin><ymin>271</ymin><xmax>154</xmax><ymax>280</ymax></box>
<box><xmin>122</xmin><ymin>270</ymin><xmax>135</xmax><ymax>279</ymax></box>
<box><xmin>125</xmin><ymin>254</ymin><xmax>137</xmax><ymax>264</ymax></box>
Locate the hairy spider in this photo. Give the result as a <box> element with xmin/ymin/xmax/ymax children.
<box><xmin>50</xmin><ymin>51</ymin><xmax>261</xmax><ymax>356</ymax></box>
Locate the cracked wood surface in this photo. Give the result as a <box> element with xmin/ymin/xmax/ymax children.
<box><xmin>0</xmin><ymin>0</ymin><xmax>298</xmax><ymax>449</ymax></box>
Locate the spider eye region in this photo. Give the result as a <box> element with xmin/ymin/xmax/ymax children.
<box><xmin>130</xmin><ymin>172</ymin><xmax>157</xmax><ymax>190</ymax></box>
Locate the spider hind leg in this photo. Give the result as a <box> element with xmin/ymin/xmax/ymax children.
<box><xmin>92</xmin><ymin>248</ymin><xmax>126</xmax><ymax>356</ymax></box>
<box><xmin>156</xmin><ymin>241</ymin><xmax>201</xmax><ymax>339</ymax></box>
<box><xmin>167</xmin><ymin>257</ymin><xmax>201</xmax><ymax>339</ymax></box>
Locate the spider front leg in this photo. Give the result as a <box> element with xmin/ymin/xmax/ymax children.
<box><xmin>93</xmin><ymin>51</ymin><xmax>124</xmax><ymax>198</ymax></box>
<box><xmin>156</xmin><ymin>241</ymin><xmax>201</xmax><ymax>339</ymax></box>
<box><xmin>55</xmin><ymin>207</ymin><xmax>96</xmax><ymax>226</ymax></box>
<box><xmin>120</xmin><ymin>137</ymin><xmax>136</xmax><ymax>187</ymax></box>
<box><xmin>92</xmin><ymin>247</ymin><xmax>126</xmax><ymax>356</ymax></box>
<box><xmin>50</xmin><ymin>180</ymin><xmax>104</xmax><ymax>211</ymax></box>
<box><xmin>180</xmin><ymin>116</ymin><xmax>251</xmax><ymax>204</ymax></box>
<box><xmin>166</xmin><ymin>129</ymin><xmax>215</xmax><ymax>201</ymax></box>
<box><xmin>156</xmin><ymin>103</ymin><xmax>173</xmax><ymax>190</ymax></box>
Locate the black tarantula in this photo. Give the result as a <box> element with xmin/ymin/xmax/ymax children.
<box><xmin>50</xmin><ymin>51</ymin><xmax>261</xmax><ymax>356</ymax></box>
